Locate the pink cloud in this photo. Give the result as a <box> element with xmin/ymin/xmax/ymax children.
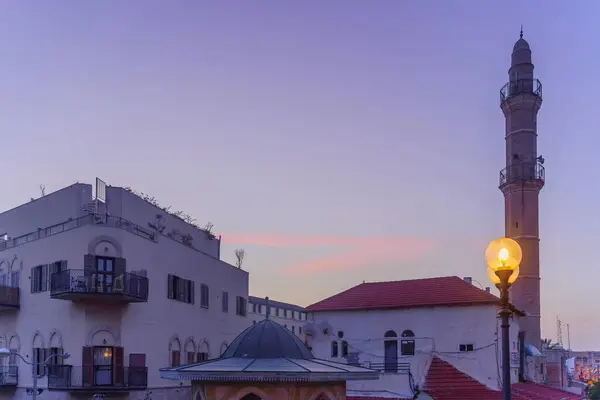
<box><xmin>222</xmin><ymin>233</ymin><xmax>435</xmax><ymax>275</ymax></box>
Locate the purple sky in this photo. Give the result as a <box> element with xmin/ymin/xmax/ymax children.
<box><xmin>0</xmin><ymin>1</ymin><xmax>598</xmax><ymax>349</ymax></box>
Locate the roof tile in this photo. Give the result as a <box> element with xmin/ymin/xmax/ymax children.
<box><xmin>306</xmin><ymin>276</ymin><xmax>500</xmax><ymax>312</ymax></box>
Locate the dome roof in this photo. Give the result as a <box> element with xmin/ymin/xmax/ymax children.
<box><xmin>513</xmin><ymin>37</ymin><xmax>530</xmax><ymax>52</ymax></box>
<box><xmin>222</xmin><ymin>319</ymin><xmax>314</xmax><ymax>359</ymax></box>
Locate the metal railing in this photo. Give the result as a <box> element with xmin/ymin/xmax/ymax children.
<box><xmin>500</xmin><ymin>78</ymin><xmax>542</xmax><ymax>103</ymax></box>
<box><xmin>48</xmin><ymin>365</ymin><xmax>148</xmax><ymax>389</ymax></box>
<box><xmin>0</xmin><ymin>285</ymin><xmax>19</xmax><ymax>307</ymax></box>
<box><xmin>0</xmin><ymin>215</ymin><xmax>155</xmax><ymax>252</ymax></box>
<box><xmin>50</xmin><ymin>269</ymin><xmax>149</xmax><ymax>301</ymax></box>
<box><xmin>499</xmin><ymin>162</ymin><xmax>545</xmax><ymax>187</ymax></box>
<box><xmin>0</xmin><ymin>366</ymin><xmax>18</xmax><ymax>385</ymax></box>
<box><xmin>366</xmin><ymin>362</ymin><xmax>411</xmax><ymax>374</ymax></box>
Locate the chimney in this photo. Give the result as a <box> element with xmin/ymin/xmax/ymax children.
<box><xmin>463</xmin><ymin>277</ymin><xmax>472</xmax><ymax>284</ymax></box>
<box><xmin>485</xmin><ymin>287</ymin><xmax>490</xmax><ymax>293</ymax></box>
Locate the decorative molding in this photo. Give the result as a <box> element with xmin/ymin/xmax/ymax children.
<box><xmin>8</xmin><ymin>333</ymin><xmax>20</xmax><ymax>350</ymax></box>
<box><xmin>168</xmin><ymin>334</ymin><xmax>181</xmax><ymax>351</ymax></box>
<box><xmin>48</xmin><ymin>329</ymin><xmax>64</xmax><ymax>348</ymax></box>
<box><xmin>87</xmin><ymin>325</ymin><xmax>120</xmax><ymax>346</ymax></box>
<box><xmin>198</xmin><ymin>339</ymin><xmax>210</xmax><ymax>355</ymax></box>
<box><xmin>87</xmin><ymin>235</ymin><xmax>123</xmax><ymax>257</ymax></box>
<box><xmin>184</xmin><ymin>336</ymin><xmax>196</xmax><ymax>353</ymax></box>
<box><xmin>32</xmin><ymin>330</ymin><xmax>45</xmax><ymax>348</ymax></box>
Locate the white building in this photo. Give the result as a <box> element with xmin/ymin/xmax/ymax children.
<box><xmin>247</xmin><ymin>296</ymin><xmax>308</xmax><ymax>336</ymax></box>
<box><xmin>0</xmin><ymin>179</ymin><xmax>249</xmax><ymax>399</ymax></box>
<box><xmin>303</xmin><ymin>276</ymin><xmax>577</xmax><ymax>400</ymax></box>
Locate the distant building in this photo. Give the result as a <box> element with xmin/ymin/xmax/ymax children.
<box><xmin>303</xmin><ymin>276</ymin><xmax>579</xmax><ymax>400</ymax></box>
<box><xmin>0</xmin><ymin>179</ymin><xmax>249</xmax><ymax>399</ymax></box>
<box><xmin>247</xmin><ymin>296</ymin><xmax>308</xmax><ymax>336</ymax></box>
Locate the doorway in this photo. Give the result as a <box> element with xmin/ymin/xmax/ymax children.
<box><xmin>94</xmin><ymin>257</ymin><xmax>114</xmax><ymax>293</ymax></box>
<box><xmin>93</xmin><ymin>347</ymin><xmax>113</xmax><ymax>385</ymax></box>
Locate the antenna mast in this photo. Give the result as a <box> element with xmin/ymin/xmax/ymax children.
<box><xmin>556</xmin><ymin>315</ymin><xmax>564</xmax><ymax>348</ymax></box>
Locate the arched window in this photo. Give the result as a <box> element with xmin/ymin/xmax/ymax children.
<box><xmin>384</xmin><ymin>330</ymin><xmax>398</xmax><ymax>373</ymax></box>
<box><xmin>241</xmin><ymin>394</ymin><xmax>262</xmax><ymax>400</ymax></box>
<box><xmin>331</xmin><ymin>341</ymin><xmax>338</xmax><ymax>357</ymax></box>
<box><xmin>401</xmin><ymin>330</ymin><xmax>415</xmax><ymax>356</ymax></box>
<box><xmin>341</xmin><ymin>340</ymin><xmax>349</xmax><ymax>357</ymax></box>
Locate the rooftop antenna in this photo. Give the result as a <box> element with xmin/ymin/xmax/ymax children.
<box><xmin>265</xmin><ymin>297</ymin><xmax>270</xmax><ymax>320</ymax></box>
<box><xmin>520</xmin><ymin>25</ymin><xmax>523</xmax><ymax>39</ymax></box>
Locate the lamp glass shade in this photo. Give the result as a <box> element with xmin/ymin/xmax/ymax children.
<box><xmin>0</xmin><ymin>348</ymin><xmax>9</xmax><ymax>358</ymax></box>
<box><xmin>485</xmin><ymin>237</ymin><xmax>522</xmax><ymax>272</ymax></box>
<box><xmin>487</xmin><ymin>266</ymin><xmax>519</xmax><ymax>285</ymax></box>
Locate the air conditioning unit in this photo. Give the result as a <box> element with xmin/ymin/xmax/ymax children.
<box><xmin>93</xmin><ymin>214</ymin><xmax>106</xmax><ymax>224</ymax></box>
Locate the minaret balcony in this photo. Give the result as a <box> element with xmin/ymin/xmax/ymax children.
<box><xmin>500</xmin><ymin>79</ymin><xmax>542</xmax><ymax>104</ymax></box>
<box><xmin>499</xmin><ymin>162</ymin><xmax>545</xmax><ymax>187</ymax></box>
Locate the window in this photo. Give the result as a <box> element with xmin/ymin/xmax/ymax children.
<box><xmin>275</xmin><ymin>307</ymin><xmax>280</xmax><ymax>317</ymax></box>
<box><xmin>200</xmin><ymin>284</ymin><xmax>209</xmax><ymax>308</ymax></box>
<box><xmin>331</xmin><ymin>341</ymin><xmax>339</xmax><ymax>357</ymax></box>
<box><xmin>400</xmin><ymin>330</ymin><xmax>415</xmax><ymax>356</ymax></box>
<box><xmin>196</xmin><ymin>352</ymin><xmax>209</xmax><ymax>361</ymax></box>
<box><xmin>30</xmin><ymin>265</ymin><xmax>48</xmax><ymax>293</ymax></box>
<box><xmin>222</xmin><ymin>291</ymin><xmax>229</xmax><ymax>312</ymax></box>
<box><xmin>292</xmin><ymin>326</ymin><xmax>295</xmax><ymax>333</ymax></box>
<box><xmin>252</xmin><ymin>304</ymin><xmax>257</xmax><ymax>313</ymax></box>
<box><xmin>341</xmin><ymin>341</ymin><xmax>349</xmax><ymax>357</ymax></box>
<box><xmin>170</xmin><ymin>350</ymin><xmax>180</xmax><ymax>367</ymax></box>
<box><xmin>258</xmin><ymin>304</ymin><xmax>263</xmax><ymax>314</ymax></box>
<box><xmin>283</xmin><ymin>309</ymin><xmax>288</xmax><ymax>318</ymax></box>
<box><xmin>0</xmin><ymin>275</ymin><xmax>6</xmax><ymax>286</ymax></box>
<box><xmin>186</xmin><ymin>351</ymin><xmax>195</xmax><ymax>364</ymax></box>
<box><xmin>459</xmin><ymin>344</ymin><xmax>474</xmax><ymax>352</ymax></box>
<box><xmin>299</xmin><ymin>327</ymin><xmax>302</xmax><ymax>334</ymax></box>
<box><xmin>10</xmin><ymin>271</ymin><xmax>20</xmax><ymax>288</ymax></box>
<box><xmin>33</xmin><ymin>348</ymin><xmax>47</xmax><ymax>376</ymax></box>
<box><xmin>8</xmin><ymin>351</ymin><xmax>17</xmax><ymax>376</ymax></box>
<box><xmin>236</xmin><ymin>296</ymin><xmax>247</xmax><ymax>316</ymax></box>
<box><xmin>167</xmin><ymin>274</ymin><xmax>194</xmax><ymax>304</ymax></box>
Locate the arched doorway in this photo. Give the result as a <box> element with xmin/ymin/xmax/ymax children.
<box><xmin>384</xmin><ymin>330</ymin><xmax>398</xmax><ymax>373</ymax></box>
<box><xmin>240</xmin><ymin>394</ymin><xmax>262</xmax><ymax>400</ymax></box>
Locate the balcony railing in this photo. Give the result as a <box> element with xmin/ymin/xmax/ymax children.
<box><xmin>500</xmin><ymin>78</ymin><xmax>543</xmax><ymax>104</ymax></box>
<box><xmin>0</xmin><ymin>285</ymin><xmax>19</xmax><ymax>310</ymax></box>
<box><xmin>48</xmin><ymin>365</ymin><xmax>147</xmax><ymax>391</ymax></box>
<box><xmin>499</xmin><ymin>162</ymin><xmax>545</xmax><ymax>187</ymax></box>
<box><xmin>50</xmin><ymin>269</ymin><xmax>149</xmax><ymax>303</ymax></box>
<box><xmin>365</xmin><ymin>362</ymin><xmax>411</xmax><ymax>374</ymax></box>
<box><xmin>0</xmin><ymin>366</ymin><xmax>18</xmax><ymax>386</ymax></box>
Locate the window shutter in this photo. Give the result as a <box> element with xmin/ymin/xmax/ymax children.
<box><xmin>84</xmin><ymin>254</ymin><xmax>95</xmax><ymax>272</ymax></box>
<box><xmin>190</xmin><ymin>281</ymin><xmax>195</xmax><ymax>304</ymax></box>
<box><xmin>115</xmin><ymin>257</ymin><xmax>126</xmax><ymax>277</ymax></box>
<box><xmin>82</xmin><ymin>346</ymin><xmax>94</xmax><ymax>387</ymax></box>
<box><xmin>128</xmin><ymin>353</ymin><xmax>146</xmax><ymax>387</ymax></box>
<box><xmin>113</xmin><ymin>346</ymin><xmax>125</xmax><ymax>386</ymax></box>
<box><xmin>167</xmin><ymin>275</ymin><xmax>174</xmax><ymax>299</ymax></box>
<box><xmin>30</xmin><ymin>267</ymin><xmax>36</xmax><ymax>293</ymax></box>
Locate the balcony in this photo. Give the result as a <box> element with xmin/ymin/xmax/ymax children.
<box><xmin>500</xmin><ymin>78</ymin><xmax>542</xmax><ymax>104</ymax></box>
<box><xmin>50</xmin><ymin>269</ymin><xmax>149</xmax><ymax>303</ymax></box>
<box><xmin>48</xmin><ymin>365</ymin><xmax>147</xmax><ymax>392</ymax></box>
<box><xmin>0</xmin><ymin>366</ymin><xmax>18</xmax><ymax>387</ymax></box>
<box><xmin>364</xmin><ymin>362</ymin><xmax>411</xmax><ymax>375</ymax></box>
<box><xmin>0</xmin><ymin>285</ymin><xmax>19</xmax><ymax>312</ymax></box>
<box><xmin>499</xmin><ymin>162</ymin><xmax>545</xmax><ymax>188</ymax></box>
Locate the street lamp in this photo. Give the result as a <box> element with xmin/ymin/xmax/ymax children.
<box><xmin>0</xmin><ymin>347</ymin><xmax>70</xmax><ymax>400</ymax></box>
<box><xmin>485</xmin><ymin>237</ymin><xmax>522</xmax><ymax>400</ymax></box>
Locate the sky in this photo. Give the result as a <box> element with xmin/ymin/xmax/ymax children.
<box><xmin>0</xmin><ymin>1</ymin><xmax>599</xmax><ymax>350</ymax></box>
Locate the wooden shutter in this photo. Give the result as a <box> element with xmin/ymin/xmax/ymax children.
<box><xmin>30</xmin><ymin>267</ymin><xmax>37</xmax><ymax>293</ymax></box>
<box><xmin>128</xmin><ymin>353</ymin><xmax>146</xmax><ymax>387</ymax></box>
<box><xmin>190</xmin><ymin>281</ymin><xmax>195</xmax><ymax>304</ymax></box>
<box><xmin>167</xmin><ymin>275</ymin><xmax>174</xmax><ymax>299</ymax></box>
<box><xmin>84</xmin><ymin>254</ymin><xmax>95</xmax><ymax>288</ymax></box>
<box><xmin>115</xmin><ymin>257</ymin><xmax>126</xmax><ymax>277</ymax></box>
<box><xmin>40</xmin><ymin>265</ymin><xmax>48</xmax><ymax>292</ymax></box>
<box><xmin>113</xmin><ymin>346</ymin><xmax>125</xmax><ymax>386</ymax></box>
<box><xmin>82</xmin><ymin>347</ymin><xmax>94</xmax><ymax>387</ymax></box>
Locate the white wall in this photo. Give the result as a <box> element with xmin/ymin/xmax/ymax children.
<box><xmin>247</xmin><ymin>299</ymin><xmax>309</xmax><ymax>336</ymax></box>
<box><xmin>0</xmin><ymin>182</ymin><xmax>249</xmax><ymax>392</ymax></box>
<box><xmin>306</xmin><ymin>305</ymin><xmax>522</xmax><ymax>397</ymax></box>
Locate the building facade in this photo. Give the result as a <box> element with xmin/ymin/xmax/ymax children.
<box><xmin>499</xmin><ymin>31</ymin><xmax>545</xmax><ymax>353</ymax></box>
<box><xmin>247</xmin><ymin>296</ymin><xmax>308</xmax><ymax>336</ymax></box>
<box><xmin>303</xmin><ymin>277</ymin><xmax>525</xmax><ymax>399</ymax></box>
<box><xmin>0</xmin><ymin>180</ymin><xmax>249</xmax><ymax>399</ymax></box>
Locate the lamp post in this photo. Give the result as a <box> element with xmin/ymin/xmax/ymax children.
<box><xmin>485</xmin><ymin>237</ymin><xmax>522</xmax><ymax>400</ymax></box>
<box><xmin>0</xmin><ymin>347</ymin><xmax>70</xmax><ymax>400</ymax></box>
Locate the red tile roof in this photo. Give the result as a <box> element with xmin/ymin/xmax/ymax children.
<box><xmin>425</xmin><ymin>357</ymin><xmax>583</xmax><ymax>400</ymax></box>
<box><xmin>306</xmin><ymin>276</ymin><xmax>503</xmax><ymax>312</ymax></box>
<box><xmin>347</xmin><ymin>397</ymin><xmax>410</xmax><ymax>400</ymax></box>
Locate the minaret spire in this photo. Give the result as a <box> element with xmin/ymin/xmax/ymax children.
<box><xmin>265</xmin><ymin>297</ymin><xmax>270</xmax><ymax>320</ymax></box>
<box><xmin>520</xmin><ymin>25</ymin><xmax>523</xmax><ymax>39</ymax></box>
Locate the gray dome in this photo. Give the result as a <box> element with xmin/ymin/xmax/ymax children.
<box><xmin>513</xmin><ymin>38</ymin><xmax>530</xmax><ymax>52</ymax></box>
<box><xmin>221</xmin><ymin>319</ymin><xmax>314</xmax><ymax>359</ymax></box>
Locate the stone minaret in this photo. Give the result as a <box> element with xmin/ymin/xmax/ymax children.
<box><xmin>499</xmin><ymin>30</ymin><xmax>544</xmax><ymax>351</ymax></box>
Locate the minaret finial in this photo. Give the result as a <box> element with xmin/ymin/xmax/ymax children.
<box><xmin>520</xmin><ymin>25</ymin><xmax>523</xmax><ymax>39</ymax></box>
<box><xmin>265</xmin><ymin>297</ymin><xmax>270</xmax><ymax>320</ymax></box>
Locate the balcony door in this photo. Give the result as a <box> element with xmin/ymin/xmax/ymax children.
<box><xmin>94</xmin><ymin>347</ymin><xmax>113</xmax><ymax>386</ymax></box>
<box><xmin>94</xmin><ymin>257</ymin><xmax>114</xmax><ymax>293</ymax></box>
